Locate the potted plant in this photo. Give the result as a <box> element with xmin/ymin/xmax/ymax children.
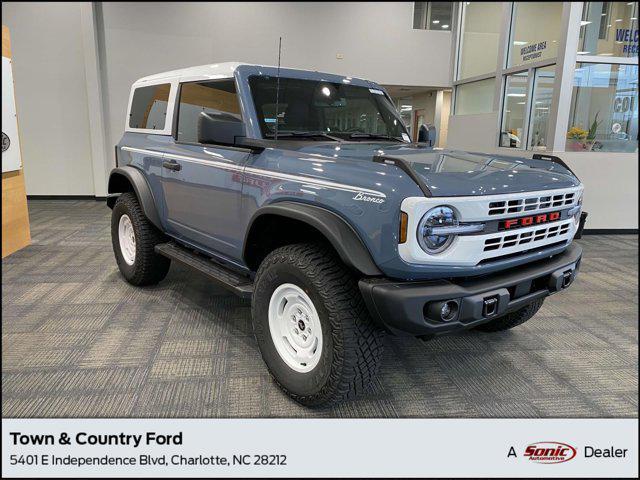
<box><xmin>567</xmin><ymin>112</ymin><xmax>602</xmax><ymax>151</ymax></box>
<box><xmin>566</xmin><ymin>126</ymin><xmax>588</xmax><ymax>151</ymax></box>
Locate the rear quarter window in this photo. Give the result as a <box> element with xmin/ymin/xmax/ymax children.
<box><xmin>129</xmin><ymin>83</ymin><xmax>171</xmax><ymax>130</ymax></box>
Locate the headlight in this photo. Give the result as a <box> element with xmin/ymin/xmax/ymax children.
<box><xmin>417</xmin><ymin>205</ymin><xmax>485</xmax><ymax>254</ymax></box>
<box><xmin>417</xmin><ymin>206</ymin><xmax>457</xmax><ymax>253</ymax></box>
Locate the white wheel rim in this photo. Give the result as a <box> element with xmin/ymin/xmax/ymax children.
<box><xmin>118</xmin><ymin>214</ymin><xmax>136</xmax><ymax>266</ymax></box>
<box><xmin>268</xmin><ymin>283</ymin><xmax>323</xmax><ymax>373</ymax></box>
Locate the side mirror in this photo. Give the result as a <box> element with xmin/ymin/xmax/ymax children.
<box><xmin>197</xmin><ymin>111</ymin><xmax>245</xmax><ymax>146</ymax></box>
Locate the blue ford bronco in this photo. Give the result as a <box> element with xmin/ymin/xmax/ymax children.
<box><xmin>108</xmin><ymin>62</ymin><xmax>586</xmax><ymax>406</ymax></box>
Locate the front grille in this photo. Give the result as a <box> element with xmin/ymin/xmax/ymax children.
<box><xmin>488</xmin><ymin>192</ymin><xmax>576</xmax><ymax>216</ymax></box>
<box><xmin>478</xmin><ymin>241</ymin><xmax>568</xmax><ymax>264</ymax></box>
<box><xmin>484</xmin><ymin>222</ymin><xmax>571</xmax><ymax>252</ymax></box>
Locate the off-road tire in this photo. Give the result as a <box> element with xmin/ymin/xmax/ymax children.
<box><xmin>111</xmin><ymin>192</ymin><xmax>171</xmax><ymax>286</ymax></box>
<box><xmin>474</xmin><ymin>298</ymin><xmax>544</xmax><ymax>332</ymax></box>
<box><xmin>252</xmin><ymin>243</ymin><xmax>385</xmax><ymax>407</ymax></box>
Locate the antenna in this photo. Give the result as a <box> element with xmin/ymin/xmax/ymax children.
<box><xmin>274</xmin><ymin>37</ymin><xmax>282</xmax><ymax>141</ymax></box>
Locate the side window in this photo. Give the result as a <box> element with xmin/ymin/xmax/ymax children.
<box><xmin>177</xmin><ymin>80</ymin><xmax>241</xmax><ymax>143</ymax></box>
<box><xmin>129</xmin><ymin>83</ymin><xmax>171</xmax><ymax>130</ymax></box>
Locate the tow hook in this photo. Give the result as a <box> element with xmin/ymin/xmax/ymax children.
<box><xmin>482</xmin><ymin>297</ymin><xmax>499</xmax><ymax>317</ymax></box>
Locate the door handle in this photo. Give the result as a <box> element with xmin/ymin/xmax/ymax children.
<box><xmin>162</xmin><ymin>159</ymin><xmax>181</xmax><ymax>171</ymax></box>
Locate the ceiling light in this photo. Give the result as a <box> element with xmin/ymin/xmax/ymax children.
<box><xmin>580</xmin><ymin>21</ymin><xmax>592</xmax><ymax>26</ymax></box>
<box><xmin>631</xmin><ymin>17</ymin><xmax>637</xmax><ymax>20</ymax></box>
<box><xmin>513</xmin><ymin>41</ymin><xmax>528</xmax><ymax>45</ymax></box>
<box><xmin>322</xmin><ymin>86</ymin><xmax>331</xmax><ymax>96</ymax></box>
<box><xmin>601</xmin><ymin>13</ymin><xmax>607</xmax><ymax>16</ymax></box>
<box><xmin>517</xmin><ymin>102</ymin><xmax>526</xmax><ymax>105</ymax></box>
<box><xmin>432</xmin><ymin>20</ymin><xmax>440</xmax><ymax>24</ymax></box>
<box><xmin>442</xmin><ymin>24</ymin><xmax>449</xmax><ymax>28</ymax></box>
<box><xmin>615</xmin><ymin>18</ymin><xmax>623</xmax><ymax>22</ymax></box>
<box><xmin>507</xmin><ymin>93</ymin><xmax>526</xmax><ymax>97</ymax></box>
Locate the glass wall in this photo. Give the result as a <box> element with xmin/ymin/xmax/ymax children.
<box><xmin>508</xmin><ymin>2</ymin><xmax>563</xmax><ymax>68</ymax></box>
<box><xmin>457</xmin><ymin>2</ymin><xmax>503</xmax><ymax>80</ymax></box>
<box><xmin>454</xmin><ymin>78</ymin><xmax>495</xmax><ymax>115</ymax></box>
<box><xmin>579</xmin><ymin>2</ymin><xmax>639</xmax><ymax>57</ymax></box>
<box><xmin>529</xmin><ymin>66</ymin><xmax>556</xmax><ymax>150</ymax></box>
<box><xmin>567</xmin><ymin>62</ymin><xmax>638</xmax><ymax>152</ymax></box>
<box><xmin>499</xmin><ymin>72</ymin><xmax>529</xmax><ymax>148</ymax></box>
<box><xmin>413</xmin><ymin>2</ymin><xmax>453</xmax><ymax>30</ymax></box>
<box><xmin>451</xmin><ymin>2</ymin><xmax>638</xmax><ymax>153</ymax></box>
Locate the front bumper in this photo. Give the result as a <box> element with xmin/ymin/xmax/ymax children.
<box><xmin>359</xmin><ymin>243</ymin><xmax>582</xmax><ymax>336</ymax></box>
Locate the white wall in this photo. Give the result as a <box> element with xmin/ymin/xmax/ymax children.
<box><xmin>2</xmin><ymin>2</ymin><xmax>95</xmax><ymax>195</ymax></box>
<box><xmin>446</xmin><ymin>113</ymin><xmax>500</xmax><ymax>152</ymax></box>
<box><xmin>411</xmin><ymin>91</ymin><xmax>438</xmax><ymax>125</ymax></box>
<box><xmin>562</xmin><ymin>152</ymin><xmax>638</xmax><ymax>230</ymax></box>
<box><xmin>98</xmin><ymin>2</ymin><xmax>453</xmax><ymax>153</ymax></box>
<box><xmin>2</xmin><ymin>2</ymin><xmax>453</xmax><ymax>196</ymax></box>
<box><xmin>435</xmin><ymin>90</ymin><xmax>451</xmax><ymax>147</ymax></box>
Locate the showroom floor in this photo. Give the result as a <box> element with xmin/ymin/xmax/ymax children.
<box><xmin>2</xmin><ymin>200</ymin><xmax>638</xmax><ymax>418</ymax></box>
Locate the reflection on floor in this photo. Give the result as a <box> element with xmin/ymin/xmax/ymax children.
<box><xmin>2</xmin><ymin>200</ymin><xmax>638</xmax><ymax>418</ymax></box>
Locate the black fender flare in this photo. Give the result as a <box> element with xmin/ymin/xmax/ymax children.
<box><xmin>107</xmin><ymin>166</ymin><xmax>162</xmax><ymax>230</ymax></box>
<box><xmin>244</xmin><ymin>201</ymin><xmax>382</xmax><ymax>276</ymax></box>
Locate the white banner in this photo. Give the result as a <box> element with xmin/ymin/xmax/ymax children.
<box><xmin>2</xmin><ymin>56</ymin><xmax>22</xmax><ymax>173</ymax></box>
<box><xmin>2</xmin><ymin>418</ymin><xmax>637</xmax><ymax>478</ymax></box>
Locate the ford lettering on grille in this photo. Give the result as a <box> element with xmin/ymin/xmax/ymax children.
<box><xmin>499</xmin><ymin>211</ymin><xmax>561</xmax><ymax>231</ymax></box>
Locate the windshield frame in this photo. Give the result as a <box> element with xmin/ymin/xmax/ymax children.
<box><xmin>247</xmin><ymin>74</ymin><xmax>410</xmax><ymax>142</ymax></box>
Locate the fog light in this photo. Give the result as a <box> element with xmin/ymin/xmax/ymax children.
<box><xmin>425</xmin><ymin>300</ymin><xmax>459</xmax><ymax>323</ymax></box>
<box><xmin>440</xmin><ymin>302</ymin><xmax>451</xmax><ymax>319</ymax></box>
<box><xmin>441</xmin><ymin>301</ymin><xmax>458</xmax><ymax>321</ymax></box>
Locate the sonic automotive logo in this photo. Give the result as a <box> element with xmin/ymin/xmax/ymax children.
<box><xmin>524</xmin><ymin>441</ymin><xmax>577</xmax><ymax>464</ymax></box>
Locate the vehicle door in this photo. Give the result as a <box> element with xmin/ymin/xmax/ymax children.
<box><xmin>159</xmin><ymin>78</ymin><xmax>251</xmax><ymax>261</ymax></box>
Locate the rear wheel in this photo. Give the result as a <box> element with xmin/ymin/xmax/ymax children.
<box><xmin>111</xmin><ymin>192</ymin><xmax>171</xmax><ymax>286</ymax></box>
<box><xmin>251</xmin><ymin>243</ymin><xmax>385</xmax><ymax>406</ymax></box>
<box><xmin>474</xmin><ymin>299</ymin><xmax>544</xmax><ymax>332</ymax></box>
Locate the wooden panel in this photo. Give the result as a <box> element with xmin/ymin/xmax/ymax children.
<box><xmin>2</xmin><ymin>170</ymin><xmax>31</xmax><ymax>257</ymax></box>
<box><xmin>180</xmin><ymin>83</ymin><xmax>241</xmax><ymax>115</ymax></box>
<box><xmin>2</xmin><ymin>24</ymin><xmax>10</xmax><ymax>58</ymax></box>
<box><xmin>2</xmin><ymin>25</ymin><xmax>31</xmax><ymax>257</ymax></box>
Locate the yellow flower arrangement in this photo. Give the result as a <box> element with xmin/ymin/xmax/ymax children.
<box><xmin>567</xmin><ymin>126</ymin><xmax>588</xmax><ymax>140</ymax></box>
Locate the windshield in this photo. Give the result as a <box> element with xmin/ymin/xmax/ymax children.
<box><xmin>248</xmin><ymin>76</ymin><xmax>409</xmax><ymax>141</ymax></box>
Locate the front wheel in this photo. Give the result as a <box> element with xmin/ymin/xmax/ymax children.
<box><xmin>251</xmin><ymin>243</ymin><xmax>385</xmax><ymax>406</ymax></box>
<box><xmin>111</xmin><ymin>192</ymin><xmax>171</xmax><ymax>286</ymax></box>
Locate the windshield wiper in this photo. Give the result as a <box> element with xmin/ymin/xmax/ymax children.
<box><xmin>349</xmin><ymin>133</ymin><xmax>405</xmax><ymax>142</ymax></box>
<box><xmin>265</xmin><ymin>131</ymin><xmax>343</xmax><ymax>142</ymax></box>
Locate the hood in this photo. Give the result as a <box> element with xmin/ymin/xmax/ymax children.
<box><xmin>289</xmin><ymin>142</ymin><xmax>580</xmax><ymax>197</ymax></box>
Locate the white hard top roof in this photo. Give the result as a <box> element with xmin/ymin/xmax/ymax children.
<box><xmin>133</xmin><ymin>62</ymin><xmax>372</xmax><ymax>87</ymax></box>
<box><xmin>133</xmin><ymin>62</ymin><xmax>248</xmax><ymax>85</ymax></box>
